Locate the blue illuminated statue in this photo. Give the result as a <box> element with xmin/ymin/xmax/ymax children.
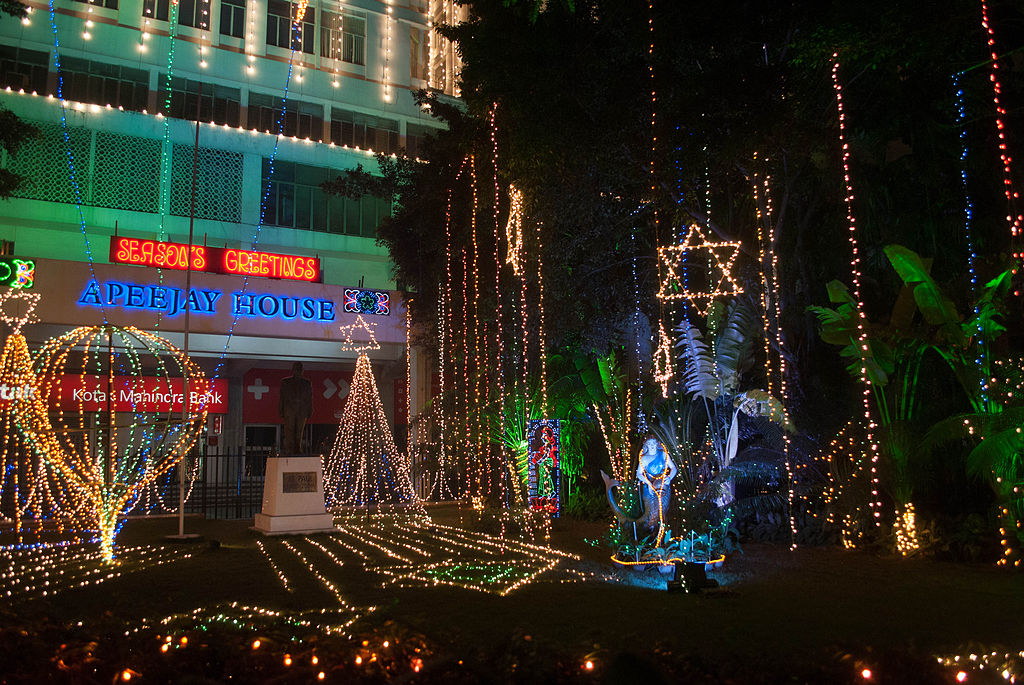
<box><xmin>602</xmin><ymin>433</ymin><xmax>677</xmax><ymax>544</ymax></box>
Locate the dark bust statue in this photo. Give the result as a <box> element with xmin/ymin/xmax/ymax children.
<box><xmin>279</xmin><ymin>361</ymin><xmax>313</xmax><ymax>455</ymax></box>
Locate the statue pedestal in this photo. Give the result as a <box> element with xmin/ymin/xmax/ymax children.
<box><xmin>253</xmin><ymin>456</ymin><xmax>336</xmax><ymax>535</ymax></box>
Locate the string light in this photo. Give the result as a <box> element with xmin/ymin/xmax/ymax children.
<box><xmin>978</xmin><ymin>0</ymin><xmax>1022</xmax><ymax>251</ymax></box>
<box><xmin>656</xmin><ymin>223</ymin><xmax>743</xmax><ymax>315</ymax></box>
<box><xmin>383</xmin><ymin>0</ymin><xmax>393</xmax><ymax>101</ymax></box>
<box><xmin>831</xmin><ymin>54</ymin><xmax>881</xmax><ymax>529</ymax></box>
<box><xmin>323</xmin><ymin>350</ymin><xmax>421</xmax><ymax>511</ymax></box>
<box><xmin>18</xmin><ymin>326</ymin><xmax>209</xmax><ymax>561</ymax></box>
<box><xmin>489</xmin><ymin>105</ymin><xmax>508</xmax><ymax>506</ymax></box>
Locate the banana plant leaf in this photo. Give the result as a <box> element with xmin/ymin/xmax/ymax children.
<box><xmin>884</xmin><ymin>244</ymin><xmax>964</xmax><ymax>345</ymax></box>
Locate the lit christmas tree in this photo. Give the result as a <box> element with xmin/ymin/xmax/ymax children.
<box><xmin>323</xmin><ymin>316</ymin><xmax>419</xmax><ymax>508</ymax></box>
<box><xmin>0</xmin><ymin>290</ymin><xmax>86</xmax><ymax>542</ymax></box>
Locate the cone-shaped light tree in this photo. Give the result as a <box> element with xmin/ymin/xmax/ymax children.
<box><xmin>323</xmin><ymin>315</ymin><xmax>419</xmax><ymax>508</ymax></box>
<box><xmin>0</xmin><ymin>290</ymin><xmax>85</xmax><ymax>541</ymax></box>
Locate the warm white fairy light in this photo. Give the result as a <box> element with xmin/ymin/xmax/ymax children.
<box><xmin>657</xmin><ymin>223</ymin><xmax>742</xmax><ymax>315</ymax></box>
<box><xmin>382</xmin><ymin>0</ymin><xmax>393</xmax><ymax>101</ymax></box>
<box><xmin>338</xmin><ymin>314</ymin><xmax>381</xmax><ymax>353</ymax></box>
<box><xmin>506</xmin><ymin>184</ymin><xmax>525</xmax><ymax>276</ymax></box>
<box><xmin>0</xmin><ymin>289</ymin><xmax>40</xmax><ymax>333</ymax></box>
<box><xmin>255</xmin><ymin>538</ymin><xmax>293</xmax><ymax>592</ymax></box>
<box><xmin>0</xmin><ymin>329</ymin><xmax>86</xmax><ymax>543</ymax></box>
<box><xmin>18</xmin><ymin>326</ymin><xmax>209</xmax><ymax>561</ymax></box>
<box><xmin>1</xmin><ymin>543</ymin><xmax>191</xmax><ymax>600</ymax></box>
<box><xmin>323</xmin><ymin>351</ymin><xmax>421</xmax><ymax>511</ymax></box>
<box><xmin>652</xmin><ymin>322</ymin><xmax>672</xmax><ymax>398</ymax></box>
<box><xmin>832</xmin><ymin>54</ymin><xmax>881</xmax><ymax>530</ymax></box>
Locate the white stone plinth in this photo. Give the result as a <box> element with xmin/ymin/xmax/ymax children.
<box><xmin>253</xmin><ymin>456</ymin><xmax>336</xmax><ymax>535</ymax></box>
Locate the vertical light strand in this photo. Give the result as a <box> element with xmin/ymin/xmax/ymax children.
<box><xmin>382</xmin><ymin>0</ymin><xmax>393</xmax><ymax>101</ymax></box>
<box><xmin>489</xmin><ymin>104</ymin><xmax>508</xmax><ymax>505</ymax></box>
<box><xmin>81</xmin><ymin>0</ymin><xmax>94</xmax><ymax>40</ymax></box>
<box><xmin>468</xmin><ymin>156</ymin><xmax>488</xmax><ymax>497</ymax></box>
<box><xmin>832</xmin><ymin>54</ymin><xmax>881</xmax><ymax>529</ymax></box>
<box><xmin>953</xmin><ymin>72</ymin><xmax>986</xmax><ymax>407</ymax></box>
<box><xmin>758</xmin><ymin>157</ymin><xmax>796</xmax><ymax>548</ymax></box>
<box><xmin>46</xmin><ymin>0</ymin><xmax>107</xmax><ymax>325</ymax></box>
<box><xmin>648</xmin><ymin>0</ymin><xmax>670</xmax><ymax>400</ymax></box>
<box><xmin>979</xmin><ymin>0</ymin><xmax>1023</xmax><ymax>252</ymax></box>
<box><xmin>198</xmin><ymin>0</ymin><xmax>211</xmax><ymax>68</ymax></box>
<box><xmin>436</xmin><ymin>284</ymin><xmax>448</xmax><ymax>498</ymax></box>
<box><xmin>406</xmin><ymin>296</ymin><xmax>413</xmax><ymax>495</ymax></box>
<box><xmin>245</xmin><ymin>0</ymin><xmax>257</xmax><ymax>74</ymax></box>
<box><xmin>536</xmin><ymin>219</ymin><xmax>547</xmax><ymax>410</ymax></box>
<box><xmin>461</xmin><ymin>247</ymin><xmax>470</xmax><ymax>496</ymax></box>
<box><xmin>751</xmin><ymin>152</ymin><xmax>776</xmax><ymax>396</ymax></box>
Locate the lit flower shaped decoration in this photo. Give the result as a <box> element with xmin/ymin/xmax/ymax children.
<box><xmin>338</xmin><ymin>315</ymin><xmax>380</xmax><ymax>353</ymax></box>
<box><xmin>19</xmin><ymin>325</ymin><xmax>210</xmax><ymax>561</ymax></box>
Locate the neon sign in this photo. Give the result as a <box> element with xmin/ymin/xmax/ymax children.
<box><xmin>0</xmin><ymin>257</ymin><xmax>35</xmax><ymax>289</ymax></box>
<box><xmin>109</xmin><ymin>237</ymin><xmax>321</xmax><ymax>282</ymax></box>
<box><xmin>78</xmin><ymin>280</ymin><xmax>337</xmax><ymax>322</ymax></box>
<box><xmin>343</xmin><ymin>288</ymin><xmax>390</xmax><ymax>316</ymax></box>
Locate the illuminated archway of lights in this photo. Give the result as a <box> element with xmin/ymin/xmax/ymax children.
<box><xmin>18</xmin><ymin>326</ymin><xmax>209</xmax><ymax>561</ymax></box>
<box><xmin>656</xmin><ymin>223</ymin><xmax>743</xmax><ymax>315</ymax></box>
<box><xmin>831</xmin><ymin>54</ymin><xmax>881</xmax><ymax>534</ymax></box>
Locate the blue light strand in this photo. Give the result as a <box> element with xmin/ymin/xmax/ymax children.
<box><xmin>953</xmin><ymin>71</ymin><xmax>988</xmax><ymax>408</ymax></box>
<box><xmin>210</xmin><ymin>18</ymin><xmax>303</xmax><ymax>383</ymax></box>
<box><xmin>46</xmin><ymin>0</ymin><xmax>107</xmax><ymax>325</ymax></box>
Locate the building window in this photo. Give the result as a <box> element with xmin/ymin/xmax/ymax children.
<box><xmin>162</xmin><ymin>76</ymin><xmax>240</xmax><ymax>126</ymax></box>
<box><xmin>410</xmin><ymin>26</ymin><xmax>428</xmax><ymax>81</ymax></box>
<box><xmin>320</xmin><ymin>10</ymin><xmax>365</xmax><ymax>65</ymax></box>
<box><xmin>266</xmin><ymin>0</ymin><xmax>313</xmax><ymax>53</ymax></box>
<box><xmin>262</xmin><ymin>160</ymin><xmax>389</xmax><ymax>237</ymax></box>
<box><xmin>405</xmin><ymin>123</ymin><xmax>437</xmax><ymax>159</ymax></box>
<box><xmin>178</xmin><ymin>0</ymin><xmax>209</xmax><ymax>28</ymax></box>
<box><xmin>0</xmin><ymin>46</ymin><xmax>49</xmax><ymax>94</ymax></box>
<box><xmin>220</xmin><ymin>0</ymin><xmax>245</xmax><ymax>38</ymax></box>
<box><xmin>143</xmin><ymin>0</ymin><xmax>169</xmax><ymax>21</ymax></box>
<box><xmin>249</xmin><ymin>93</ymin><xmax>323</xmax><ymax>139</ymax></box>
<box><xmin>72</xmin><ymin>0</ymin><xmax>118</xmax><ymax>10</ymax></box>
<box><xmin>330</xmin><ymin>110</ymin><xmax>399</xmax><ymax>155</ymax></box>
<box><xmin>60</xmin><ymin>57</ymin><xmax>148</xmax><ymax>111</ymax></box>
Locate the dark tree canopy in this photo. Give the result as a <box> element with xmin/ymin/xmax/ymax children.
<box><xmin>332</xmin><ymin>0</ymin><xmax>1023</xmax><ymax>397</ymax></box>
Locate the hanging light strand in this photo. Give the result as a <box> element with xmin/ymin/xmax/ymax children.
<box><xmin>832</xmin><ymin>54</ymin><xmax>881</xmax><ymax>529</ymax></box>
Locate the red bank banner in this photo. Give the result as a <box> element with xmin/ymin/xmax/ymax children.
<box><xmin>109</xmin><ymin>236</ymin><xmax>321</xmax><ymax>283</ymax></box>
<box><xmin>242</xmin><ymin>368</ymin><xmax>353</xmax><ymax>424</ymax></box>
<box><xmin>54</xmin><ymin>376</ymin><xmax>228</xmax><ymax>414</ymax></box>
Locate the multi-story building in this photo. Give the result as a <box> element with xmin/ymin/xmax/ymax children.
<box><xmin>0</xmin><ymin>0</ymin><xmax>463</xmax><ymax>496</ymax></box>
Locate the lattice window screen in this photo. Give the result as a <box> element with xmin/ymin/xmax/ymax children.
<box><xmin>4</xmin><ymin>121</ymin><xmax>91</xmax><ymax>204</ymax></box>
<box><xmin>170</xmin><ymin>144</ymin><xmax>243</xmax><ymax>222</ymax></box>
<box><xmin>92</xmin><ymin>131</ymin><xmax>161</xmax><ymax>212</ymax></box>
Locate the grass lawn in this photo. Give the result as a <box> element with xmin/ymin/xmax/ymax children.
<box><xmin>2</xmin><ymin>505</ymin><xmax>1022</xmax><ymax>683</ymax></box>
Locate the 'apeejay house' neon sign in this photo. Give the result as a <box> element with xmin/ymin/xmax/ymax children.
<box><xmin>78</xmin><ymin>280</ymin><xmax>337</xmax><ymax>322</ymax></box>
<box><xmin>109</xmin><ymin>237</ymin><xmax>321</xmax><ymax>283</ymax></box>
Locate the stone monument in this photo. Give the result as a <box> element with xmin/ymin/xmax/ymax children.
<box><xmin>253</xmin><ymin>362</ymin><xmax>334</xmax><ymax>535</ymax></box>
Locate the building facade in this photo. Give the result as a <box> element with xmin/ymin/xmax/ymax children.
<box><xmin>0</xmin><ymin>0</ymin><xmax>462</xmax><ymax>490</ymax></box>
